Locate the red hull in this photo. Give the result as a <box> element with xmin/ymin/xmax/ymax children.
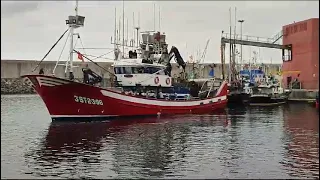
<box><xmin>21</xmin><ymin>75</ymin><xmax>228</xmax><ymax>120</ymax></box>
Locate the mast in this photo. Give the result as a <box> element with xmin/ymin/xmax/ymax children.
<box><xmin>114</xmin><ymin>7</ymin><xmax>117</xmax><ymax>50</ymax></box>
<box><xmin>68</xmin><ymin>1</ymin><xmax>78</xmax><ymax>76</ymax></box>
<box><xmin>122</xmin><ymin>0</ymin><xmax>125</xmax><ymax>58</ymax></box>
<box><xmin>135</xmin><ymin>12</ymin><xmax>140</xmax><ymax>47</ymax></box>
<box><xmin>67</xmin><ymin>0</ymin><xmax>83</xmax><ymax>80</ymax></box>
<box><xmin>228</xmin><ymin>7</ymin><xmax>232</xmax><ymax>84</ymax></box>
<box><xmin>233</xmin><ymin>7</ymin><xmax>237</xmax><ymax>80</ymax></box>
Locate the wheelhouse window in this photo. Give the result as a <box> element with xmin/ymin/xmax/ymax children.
<box><xmin>124</xmin><ymin>67</ymin><xmax>132</xmax><ymax>74</ymax></box>
<box><xmin>115</xmin><ymin>66</ymin><xmax>164</xmax><ymax>75</ymax></box>
<box><xmin>114</xmin><ymin>67</ymin><xmax>124</xmax><ymax>74</ymax></box>
<box><xmin>145</xmin><ymin>67</ymin><xmax>162</xmax><ymax>74</ymax></box>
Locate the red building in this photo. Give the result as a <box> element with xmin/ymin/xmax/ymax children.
<box><xmin>281</xmin><ymin>18</ymin><xmax>319</xmax><ymax>90</ymax></box>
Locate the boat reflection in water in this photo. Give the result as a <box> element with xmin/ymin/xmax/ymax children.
<box><xmin>22</xmin><ymin>104</ymin><xmax>318</xmax><ymax>179</ymax></box>
<box><xmin>281</xmin><ymin>103</ymin><xmax>319</xmax><ymax>178</ymax></box>
<box><xmin>24</xmin><ymin>111</ymin><xmax>228</xmax><ymax>179</ymax></box>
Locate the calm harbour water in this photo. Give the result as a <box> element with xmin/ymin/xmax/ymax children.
<box><xmin>1</xmin><ymin>94</ymin><xmax>319</xmax><ymax>179</ymax></box>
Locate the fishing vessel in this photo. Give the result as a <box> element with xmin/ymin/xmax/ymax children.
<box><xmin>249</xmin><ymin>81</ymin><xmax>290</xmax><ymax>106</ymax></box>
<box><xmin>21</xmin><ymin>1</ymin><xmax>228</xmax><ymax>121</ymax></box>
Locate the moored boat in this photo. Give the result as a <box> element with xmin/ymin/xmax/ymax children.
<box><xmin>249</xmin><ymin>84</ymin><xmax>290</xmax><ymax>106</ymax></box>
<box><xmin>21</xmin><ymin>74</ymin><xmax>228</xmax><ymax>121</ymax></box>
<box><xmin>21</xmin><ymin>1</ymin><xmax>228</xmax><ymax>121</ymax></box>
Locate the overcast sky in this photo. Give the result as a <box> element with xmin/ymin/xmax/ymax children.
<box><xmin>1</xmin><ymin>1</ymin><xmax>319</xmax><ymax>64</ymax></box>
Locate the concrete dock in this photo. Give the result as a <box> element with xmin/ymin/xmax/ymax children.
<box><xmin>3</xmin><ymin>59</ymin><xmax>316</xmax><ymax>102</ymax></box>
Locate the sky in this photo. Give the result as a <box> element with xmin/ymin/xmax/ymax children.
<box><xmin>1</xmin><ymin>1</ymin><xmax>319</xmax><ymax>64</ymax></box>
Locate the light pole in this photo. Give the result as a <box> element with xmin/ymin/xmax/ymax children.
<box><xmin>238</xmin><ymin>19</ymin><xmax>244</xmax><ymax>70</ymax></box>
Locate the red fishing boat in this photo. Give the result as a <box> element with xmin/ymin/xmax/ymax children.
<box><xmin>21</xmin><ymin>1</ymin><xmax>228</xmax><ymax>121</ymax></box>
<box><xmin>21</xmin><ymin>74</ymin><xmax>228</xmax><ymax>121</ymax></box>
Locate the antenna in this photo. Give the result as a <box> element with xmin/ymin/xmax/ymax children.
<box><xmin>75</xmin><ymin>0</ymin><xmax>78</xmax><ymax>16</ymax></box>
<box><xmin>138</xmin><ymin>11</ymin><xmax>140</xmax><ymax>27</ymax></box>
<box><xmin>153</xmin><ymin>3</ymin><xmax>156</xmax><ymax>31</ymax></box>
<box><xmin>114</xmin><ymin>7</ymin><xmax>117</xmax><ymax>48</ymax></box>
<box><xmin>118</xmin><ymin>16</ymin><xmax>121</xmax><ymax>45</ymax></box>
<box><xmin>126</xmin><ymin>18</ymin><xmax>128</xmax><ymax>47</ymax></box>
<box><xmin>135</xmin><ymin>11</ymin><xmax>140</xmax><ymax>47</ymax></box>
<box><xmin>158</xmin><ymin>5</ymin><xmax>161</xmax><ymax>32</ymax></box>
<box><xmin>228</xmin><ymin>7</ymin><xmax>232</xmax><ymax>83</ymax></box>
<box><xmin>133</xmin><ymin>12</ymin><xmax>135</xmax><ymax>47</ymax></box>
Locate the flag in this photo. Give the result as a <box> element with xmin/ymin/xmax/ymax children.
<box><xmin>77</xmin><ymin>52</ymin><xmax>84</xmax><ymax>62</ymax></box>
<box><xmin>154</xmin><ymin>32</ymin><xmax>161</xmax><ymax>41</ymax></box>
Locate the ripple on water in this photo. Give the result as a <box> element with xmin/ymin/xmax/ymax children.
<box><xmin>1</xmin><ymin>95</ymin><xmax>319</xmax><ymax>179</ymax></box>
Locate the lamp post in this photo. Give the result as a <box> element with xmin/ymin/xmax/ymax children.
<box><xmin>238</xmin><ymin>19</ymin><xmax>244</xmax><ymax>70</ymax></box>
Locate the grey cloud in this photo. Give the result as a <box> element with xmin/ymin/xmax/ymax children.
<box><xmin>1</xmin><ymin>1</ymin><xmax>319</xmax><ymax>63</ymax></box>
<box><xmin>1</xmin><ymin>1</ymin><xmax>42</xmax><ymax>18</ymax></box>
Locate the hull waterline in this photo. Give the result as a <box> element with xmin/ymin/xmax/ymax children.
<box><xmin>249</xmin><ymin>96</ymin><xmax>287</xmax><ymax>106</ymax></box>
<box><xmin>21</xmin><ymin>75</ymin><xmax>228</xmax><ymax>121</ymax></box>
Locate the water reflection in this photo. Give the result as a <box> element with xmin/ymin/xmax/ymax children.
<box><xmin>20</xmin><ymin>104</ymin><xmax>319</xmax><ymax>179</ymax></box>
<box><xmin>281</xmin><ymin>103</ymin><xmax>319</xmax><ymax>179</ymax></box>
<box><xmin>24</xmin><ymin>113</ymin><xmax>229</xmax><ymax>179</ymax></box>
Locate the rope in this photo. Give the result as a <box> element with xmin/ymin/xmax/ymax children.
<box><xmin>75</xmin><ymin>47</ymin><xmax>114</xmax><ymax>50</ymax></box>
<box><xmin>32</xmin><ymin>28</ymin><xmax>70</xmax><ymax>72</ymax></box>
<box><xmin>89</xmin><ymin>50</ymin><xmax>115</xmax><ymax>61</ymax></box>
<box><xmin>83</xmin><ymin>54</ymin><xmax>114</xmax><ymax>61</ymax></box>
<box><xmin>64</xmin><ymin>35</ymin><xmax>79</xmax><ymax>73</ymax></box>
<box><xmin>53</xmin><ymin>29</ymin><xmax>71</xmax><ymax>74</ymax></box>
<box><xmin>78</xmin><ymin>35</ymin><xmax>86</xmax><ymax>57</ymax></box>
<box><xmin>73</xmin><ymin>49</ymin><xmax>116</xmax><ymax>77</ymax></box>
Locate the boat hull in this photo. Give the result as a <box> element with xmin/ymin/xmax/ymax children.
<box><xmin>21</xmin><ymin>75</ymin><xmax>228</xmax><ymax>120</ymax></box>
<box><xmin>227</xmin><ymin>92</ymin><xmax>250</xmax><ymax>105</ymax></box>
<box><xmin>249</xmin><ymin>95</ymin><xmax>287</xmax><ymax>106</ymax></box>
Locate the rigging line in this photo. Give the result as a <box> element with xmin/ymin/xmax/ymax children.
<box><xmin>90</xmin><ymin>50</ymin><xmax>115</xmax><ymax>61</ymax></box>
<box><xmin>74</xmin><ymin>36</ymin><xmax>79</xmax><ymax>49</ymax></box>
<box><xmin>53</xmin><ymin>29</ymin><xmax>72</xmax><ymax>74</ymax></box>
<box><xmin>78</xmin><ymin>35</ymin><xmax>86</xmax><ymax>56</ymax></box>
<box><xmin>83</xmin><ymin>54</ymin><xmax>115</xmax><ymax>61</ymax></box>
<box><xmin>65</xmin><ymin>35</ymin><xmax>80</xmax><ymax>71</ymax></box>
<box><xmin>73</xmin><ymin>49</ymin><xmax>116</xmax><ymax>77</ymax></box>
<box><xmin>32</xmin><ymin>28</ymin><xmax>70</xmax><ymax>72</ymax></box>
<box><xmin>75</xmin><ymin>48</ymin><xmax>115</xmax><ymax>50</ymax></box>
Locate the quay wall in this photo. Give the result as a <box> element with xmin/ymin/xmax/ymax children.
<box><xmin>288</xmin><ymin>89</ymin><xmax>318</xmax><ymax>102</ymax></box>
<box><xmin>1</xmin><ymin>59</ymin><xmax>282</xmax><ymax>94</ymax></box>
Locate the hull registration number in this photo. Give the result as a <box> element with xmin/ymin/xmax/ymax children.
<box><xmin>74</xmin><ymin>95</ymin><xmax>103</xmax><ymax>105</ymax></box>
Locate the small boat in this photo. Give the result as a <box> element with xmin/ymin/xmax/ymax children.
<box><xmin>227</xmin><ymin>66</ymin><xmax>265</xmax><ymax>106</ymax></box>
<box><xmin>21</xmin><ymin>1</ymin><xmax>228</xmax><ymax>121</ymax></box>
<box><xmin>227</xmin><ymin>80</ymin><xmax>252</xmax><ymax>105</ymax></box>
<box><xmin>249</xmin><ymin>83</ymin><xmax>290</xmax><ymax>106</ymax></box>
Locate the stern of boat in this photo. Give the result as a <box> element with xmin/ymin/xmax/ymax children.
<box><xmin>216</xmin><ymin>80</ymin><xmax>228</xmax><ymax>97</ymax></box>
